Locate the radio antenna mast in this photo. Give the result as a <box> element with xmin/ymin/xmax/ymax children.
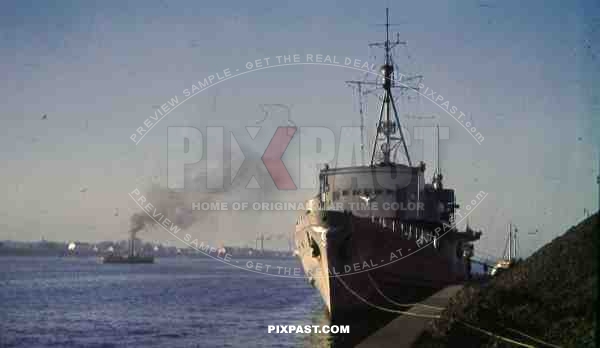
<box><xmin>432</xmin><ymin>124</ymin><xmax>444</xmax><ymax>189</ymax></box>
<box><xmin>345</xmin><ymin>80</ymin><xmax>375</xmax><ymax>166</ymax></box>
<box><xmin>347</xmin><ymin>8</ymin><xmax>423</xmax><ymax>167</ymax></box>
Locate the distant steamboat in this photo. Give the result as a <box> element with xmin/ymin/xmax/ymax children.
<box><xmin>101</xmin><ymin>236</ymin><xmax>154</xmax><ymax>264</ymax></box>
<box><xmin>294</xmin><ymin>9</ymin><xmax>481</xmax><ymax>320</ymax></box>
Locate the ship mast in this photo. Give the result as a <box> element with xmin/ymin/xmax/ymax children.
<box><xmin>130</xmin><ymin>233</ymin><xmax>135</xmax><ymax>257</ymax></box>
<box><xmin>597</xmin><ymin>149</ymin><xmax>600</xmax><ymax>214</ymax></box>
<box><xmin>508</xmin><ymin>222</ymin><xmax>512</xmax><ymax>262</ymax></box>
<box><xmin>345</xmin><ymin>81</ymin><xmax>369</xmax><ymax>166</ymax></box>
<box><xmin>502</xmin><ymin>222</ymin><xmax>518</xmax><ymax>262</ymax></box>
<box><xmin>347</xmin><ymin>8</ymin><xmax>422</xmax><ymax>167</ymax></box>
<box><xmin>432</xmin><ymin>125</ymin><xmax>444</xmax><ymax>189</ymax></box>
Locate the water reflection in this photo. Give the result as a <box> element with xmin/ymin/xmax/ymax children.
<box><xmin>298</xmin><ymin>306</ymin><xmax>332</xmax><ymax>348</ymax></box>
<box><xmin>298</xmin><ymin>304</ymin><xmax>400</xmax><ymax>348</ymax></box>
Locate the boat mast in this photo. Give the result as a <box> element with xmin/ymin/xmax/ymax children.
<box><xmin>371</xmin><ymin>8</ymin><xmax>409</xmax><ymax>166</ymax></box>
<box><xmin>436</xmin><ymin>125</ymin><xmax>440</xmax><ymax>177</ymax></box>
<box><xmin>345</xmin><ymin>81</ymin><xmax>369</xmax><ymax>166</ymax></box>
<box><xmin>508</xmin><ymin>222</ymin><xmax>512</xmax><ymax>262</ymax></box>
<box><xmin>130</xmin><ymin>234</ymin><xmax>135</xmax><ymax>257</ymax></box>
<box><xmin>357</xmin><ymin>83</ymin><xmax>366</xmax><ymax>166</ymax></box>
<box><xmin>432</xmin><ymin>124</ymin><xmax>444</xmax><ymax>189</ymax></box>
<box><xmin>597</xmin><ymin>149</ymin><xmax>600</xmax><ymax>213</ymax></box>
<box><xmin>346</xmin><ymin>8</ymin><xmax>422</xmax><ymax>167</ymax></box>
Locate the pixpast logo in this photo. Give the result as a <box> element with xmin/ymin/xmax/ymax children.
<box><xmin>166</xmin><ymin>125</ymin><xmax>452</xmax><ymax>192</ymax></box>
<box><xmin>166</xmin><ymin>125</ymin><xmax>298</xmax><ymax>191</ymax></box>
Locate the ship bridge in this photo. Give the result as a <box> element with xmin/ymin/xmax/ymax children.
<box><xmin>317</xmin><ymin>163</ymin><xmax>457</xmax><ymax>223</ymax></box>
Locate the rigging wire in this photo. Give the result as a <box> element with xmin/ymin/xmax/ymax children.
<box><xmin>504</xmin><ymin>327</ymin><xmax>564</xmax><ymax>348</ymax></box>
<box><xmin>458</xmin><ymin>321</ymin><xmax>535</xmax><ymax>348</ymax></box>
<box><xmin>366</xmin><ymin>272</ymin><xmax>444</xmax><ymax>310</ymax></box>
<box><xmin>333</xmin><ymin>273</ymin><xmax>442</xmax><ymax>319</ymax></box>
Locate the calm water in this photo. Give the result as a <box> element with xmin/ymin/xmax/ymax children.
<box><xmin>0</xmin><ymin>257</ymin><xmax>333</xmax><ymax>348</ymax></box>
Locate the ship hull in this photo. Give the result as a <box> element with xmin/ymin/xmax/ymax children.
<box><xmin>101</xmin><ymin>255</ymin><xmax>155</xmax><ymax>264</ymax></box>
<box><xmin>295</xmin><ymin>210</ymin><xmax>470</xmax><ymax>320</ymax></box>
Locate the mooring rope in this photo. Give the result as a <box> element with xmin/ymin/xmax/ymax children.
<box><xmin>364</xmin><ymin>272</ymin><xmax>560</xmax><ymax>346</ymax></box>
<box><xmin>365</xmin><ymin>271</ymin><xmax>445</xmax><ymax>310</ymax></box>
<box><xmin>504</xmin><ymin>327</ymin><xmax>564</xmax><ymax>348</ymax></box>
<box><xmin>458</xmin><ymin>321</ymin><xmax>536</xmax><ymax>348</ymax></box>
<box><xmin>356</xmin><ymin>247</ymin><xmax>446</xmax><ymax>311</ymax></box>
<box><xmin>334</xmin><ymin>273</ymin><xmax>442</xmax><ymax>319</ymax></box>
<box><xmin>335</xmin><ymin>273</ymin><xmax>563</xmax><ymax>348</ymax></box>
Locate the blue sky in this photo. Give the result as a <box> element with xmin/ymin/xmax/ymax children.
<box><xmin>1</xmin><ymin>0</ymin><xmax>598</xmax><ymax>258</ymax></box>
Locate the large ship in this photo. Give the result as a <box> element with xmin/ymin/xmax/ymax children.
<box><xmin>294</xmin><ymin>9</ymin><xmax>481</xmax><ymax>320</ymax></box>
